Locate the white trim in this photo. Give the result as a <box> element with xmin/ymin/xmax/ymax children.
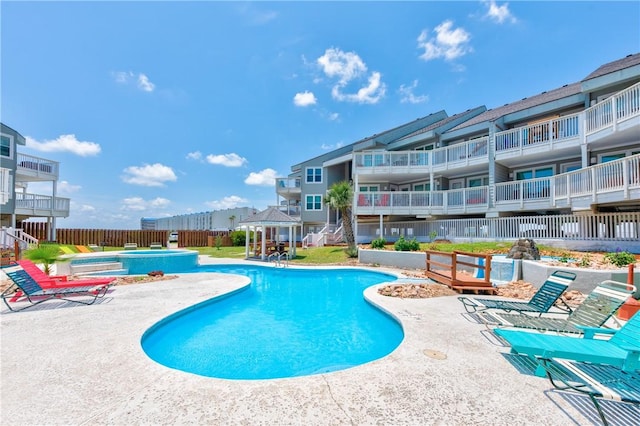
<box><xmin>304</xmin><ymin>194</ymin><xmax>323</xmax><ymax>211</ymax></box>
<box><xmin>305</xmin><ymin>167</ymin><xmax>323</xmax><ymax>184</ymax></box>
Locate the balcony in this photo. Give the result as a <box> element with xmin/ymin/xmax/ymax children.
<box><xmin>355</xmin><ymin>154</ymin><xmax>640</xmax><ymax>216</ymax></box>
<box><xmin>494</xmin><ymin>113</ymin><xmax>582</xmax><ymax>167</ymax></box>
<box><xmin>15</xmin><ymin>192</ymin><xmax>70</xmax><ymax>218</ymax></box>
<box><xmin>16</xmin><ymin>153</ymin><xmax>59</xmax><ymax>182</ymax></box>
<box><xmin>276</xmin><ymin>177</ymin><xmax>301</xmax><ymax>199</ymax></box>
<box><xmin>585</xmin><ymin>82</ymin><xmax>640</xmax><ymax>147</ymax></box>
<box><xmin>355</xmin><ymin>186</ymin><xmax>489</xmax><ymax>216</ymax></box>
<box><xmin>354</xmin><ymin>137</ymin><xmax>489</xmax><ymax>180</ymax></box>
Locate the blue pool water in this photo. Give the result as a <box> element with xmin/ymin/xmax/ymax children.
<box><xmin>141</xmin><ymin>265</ymin><xmax>403</xmax><ymax>380</ymax></box>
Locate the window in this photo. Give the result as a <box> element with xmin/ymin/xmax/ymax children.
<box><xmin>1</xmin><ymin>134</ymin><xmax>11</xmax><ymax>158</ymax></box>
<box><xmin>305</xmin><ymin>194</ymin><xmax>322</xmax><ymax>211</ymax></box>
<box><xmin>359</xmin><ymin>185</ymin><xmax>379</xmax><ymax>192</ymax></box>
<box><xmin>413</xmin><ymin>182</ymin><xmax>430</xmax><ymax>191</ymax></box>
<box><xmin>305</xmin><ymin>167</ymin><xmax>322</xmax><ymax>183</ymax></box>
<box><xmin>468</xmin><ymin>176</ymin><xmax>489</xmax><ymax>187</ymax></box>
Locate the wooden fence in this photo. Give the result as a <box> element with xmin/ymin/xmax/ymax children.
<box><xmin>19</xmin><ymin>223</ymin><xmax>235</xmax><ymax>248</ymax></box>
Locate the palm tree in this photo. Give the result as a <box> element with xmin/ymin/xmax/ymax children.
<box><xmin>23</xmin><ymin>244</ymin><xmax>66</xmax><ymax>275</ymax></box>
<box><xmin>325</xmin><ymin>180</ymin><xmax>356</xmax><ymax>253</ymax></box>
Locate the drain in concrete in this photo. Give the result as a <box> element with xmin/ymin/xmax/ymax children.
<box><xmin>423</xmin><ymin>349</ymin><xmax>447</xmax><ymax>360</ymax></box>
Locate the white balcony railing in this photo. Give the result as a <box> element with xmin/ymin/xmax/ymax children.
<box><xmin>355</xmin><ymin>154</ymin><xmax>640</xmax><ymax>214</ymax></box>
<box><xmin>495</xmin><ymin>113</ymin><xmax>581</xmax><ymax>153</ymax></box>
<box><xmin>585</xmin><ymin>81</ymin><xmax>640</xmax><ymax>134</ymax></box>
<box><xmin>15</xmin><ymin>192</ymin><xmax>70</xmax><ymax>216</ymax></box>
<box><xmin>16</xmin><ymin>153</ymin><xmax>59</xmax><ymax>179</ymax></box>
<box><xmin>276</xmin><ymin>177</ymin><xmax>301</xmax><ymax>189</ymax></box>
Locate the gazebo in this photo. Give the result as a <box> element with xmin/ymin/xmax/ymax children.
<box><xmin>238</xmin><ymin>206</ymin><xmax>302</xmax><ymax>260</ymax></box>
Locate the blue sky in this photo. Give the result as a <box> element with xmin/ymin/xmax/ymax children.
<box><xmin>2</xmin><ymin>1</ymin><xmax>639</xmax><ymax>229</ymax></box>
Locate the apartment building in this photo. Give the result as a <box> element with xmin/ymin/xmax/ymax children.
<box><xmin>1</xmin><ymin>123</ymin><xmax>69</xmax><ymax>247</ymax></box>
<box><xmin>276</xmin><ymin>54</ymin><xmax>640</xmax><ymax>250</ymax></box>
<box><xmin>143</xmin><ymin>207</ymin><xmax>258</xmax><ymax>231</ymax></box>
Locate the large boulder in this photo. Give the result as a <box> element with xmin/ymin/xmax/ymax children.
<box><xmin>506</xmin><ymin>238</ymin><xmax>541</xmax><ymax>260</ymax></box>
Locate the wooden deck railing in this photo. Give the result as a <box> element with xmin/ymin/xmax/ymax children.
<box><xmin>425</xmin><ymin>250</ymin><xmax>494</xmax><ymax>294</ymax></box>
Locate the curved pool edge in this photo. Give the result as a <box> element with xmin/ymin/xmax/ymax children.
<box><xmin>141</xmin><ymin>272</ymin><xmax>252</xmax><ymax>349</ymax></box>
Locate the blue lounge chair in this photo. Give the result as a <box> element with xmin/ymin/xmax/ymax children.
<box><xmin>495</xmin><ymin>311</ymin><xmax>640</xmax><ymax>377</ymax></box>
<box><xmin>1</xmin><ymin>265</ymin><xmax>113</xmax><ymax>312</ymax></box>
<box><xmin>484</xmin><ymin>280</ymin><xmax>635</xmax><ymax>334</ymax></box>
<box><xmin>536</xmin><ymin>357</ymin><xmax>640</xmax><ymax>426</ymax></box>
<box><xmin>458</xmin><ymin>270</ymin><xmax>576</xmax><ymax>315</ymax></box>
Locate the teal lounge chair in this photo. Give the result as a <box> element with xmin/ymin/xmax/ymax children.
<box><xmin>495</xmin><ymin>311</ymin><xmax>640</xmax><ymax>377</ymax></box>
<box><xmin>458</xmin><ymin>270</ymin><xmax>576</xmax><ymax>315</ymax></box>
<box><xmin>1</xmin><ymin>265</ymin><xmax>112</xmax><ymax>312</ymax></box>
<box><xmin>485</xmin><ymin>280</ymin><xmax>635</xmax><ymax>334</ymax></box>
<box><xmin>536</xmin><ymin>357</ymin><xmax>640</xmax><ymax>426</ymax></box>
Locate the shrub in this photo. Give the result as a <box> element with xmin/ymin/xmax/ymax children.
<box><xmin>604</xmin><ymin>250</ymin><xmax>636</xmax><ymax>268</ymax></box>
<box><xmin>371</xmin><ymin>237</ymin><xmax>386</xmax><ymax>249</ymax></box>
<box><xmin>230</xmin><ymin>231</ymin><xmax>246</xmax><ymax>246</ymax></box>
<box><xmin>394</xmin><ymin>236</ymin><xmax>420</xmax><ymax>251</ymax></box>
<box><xmin>429</xmin><ymin>230</ymin><xmax>438</xmax><ymax>242</ymax></box>
<box><xmin>215</xmin><ymin>236</ymin><xmax>223</xmax><ymax>250</ymax></box>
<box><xmin>344</xmin><ymin>246</ymin><xmax>359</xmax><ymax>258</ymax></box>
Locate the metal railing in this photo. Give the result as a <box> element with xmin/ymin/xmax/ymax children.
<box><xmin>276</xmin><ymin>177</ymin><xmax>301</xmax><ymax>189</ymax></box>
<box><xmin>586</xmin><ymin>82</ymin><xmax>640</xmax><ymax>134</ymax></box>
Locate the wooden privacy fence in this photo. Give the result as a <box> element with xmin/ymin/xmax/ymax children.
<box><xmin>19</xmin><ymin>223</ymin><xmax>233</xmax><ymax>248</ymax></box>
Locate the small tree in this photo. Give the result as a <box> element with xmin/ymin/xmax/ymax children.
<box><xmin>23</xmin><ymin>244</ymin><xmax>66</xmax><ymax>275</ymax></box>
<box><xmin>325</xmin><ymin>181</ymin><xmax>356</xmax><ymax>253</ymax></box>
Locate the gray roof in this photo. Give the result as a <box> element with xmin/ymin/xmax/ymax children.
<box><xmin>582</xmin><ymin>53</ymin><xmax>640</xmax><ymax>81</ymax></box>
<box><xmin>239</xmin><ymin>206</ymin><xmax>300</xmax><ymax>225</ymax></box>
<box><xmin>449</xmin><ymin>82</ymin><xmax>582</xmax><ymax>131</ymax></box>
<box><xmin>398</xmin><ymin>107</ymin><xmax>484</xmax><ymax>140</ymax></box>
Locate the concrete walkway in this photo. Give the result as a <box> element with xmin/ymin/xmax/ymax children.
<box><xmin>0</xmin><ymin>259</ymin><xmax>628</xmax><ymax>425</ymax></box>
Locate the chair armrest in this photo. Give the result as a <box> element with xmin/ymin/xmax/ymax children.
<box><xmin>577</xmin><ymin>326</ymin><xmax>617</xmax><ymax>339</ymax></box>
<box><xmin>48</xmin><ymin>275</ymin><xmax>69</xmax><ymax>282</ymax></box>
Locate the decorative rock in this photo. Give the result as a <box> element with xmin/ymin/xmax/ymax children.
<box><xmin>506</xmin><ymin>238</ymin><xmax>540</xmax><ymax>260</ymax></box>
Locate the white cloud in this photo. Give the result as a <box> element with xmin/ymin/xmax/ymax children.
<box><xmin>244</xmin><ymin>168</ymin><xmax>278</xmax><ymax>186</ymax></box>
<box><xmin>78</xmin><ymin>204</ymin><xmax>96</xmax><ymax>213</ymax></box>
<box><xmin>205</xmin><ymin>195</ymin><xmax>249</xmax><ymax>210</ymax></box>
<box><xmin>206</xmin><ymin>153</ymin><xmax>248</xmax><ymax>167</ymax></box>
<box><xmin>25</xmin><ymin>134</ymin><xmax>101</xmax><ymax>157</ymax></box>
<box><xmin>318</xmin><ymin>48</ymin><xmax>367</xmax><ymax>84</ymax></box>
<box><xmin>417</xmin><ymin>21</ymin><xmax>472</xmax><ymax>61</ymax></box>
<box><xmin>483</xmin><ymin>1</ymin><xmax>517</xmax><ymax>24</ymax></box>
<box><xmin>137</xmin><ymin>73</ymin><xmax>155</xmax><ymax>92</ymax></box>
<box><xmin>186</xmin><ymin>151</ymin><xmax>202</xmax><ymax>160</ymax></box>
<box><xmin>120</xmin><ymin>196</ymin><xmax>171</xmax><ymax>212</ymax></box>
<box><xmin>121</xmin><ymin>197</ymin><xmax>148</xmax><ymax>211</ymax></box>
<box><xmin>293</xmin><ymin>91</ymin><xmax>317</xmax><ymax>107</ymax></box>
<box><xmin>57</xmin><ymin>180</ymin><xmax>82</xmax><ymax>194</ymax></box>
<box><xmin>121</xmin><ymin>163</ymin><xmax>177</xmax><ymax>187</ymax></box>
<box><xmin>328</xmin><ymin>112</ymin><xmax>340</xmax><ymax>121</ymax></box>
<box><xmin>398</xmin><ymin>80</ymin><xmax>429</xmax><ymax>104</ymax></box>
<box><xmin>317</xmin><ymin>48</ymin><xmax>386</xmax><ymax>104</ymax></box>
<box><xmin>331</xmin><ymin>71</ymin><xmax>386</xmax><ymax>104</ymax></box>
<box><xmin>321</xmin><ymin>141</ymin><xmax>345</xmax><ymax>150</ymax></box>
<box><xmin>112</xmin><ymin>71</ymin><xmax>156</xmax><ymax>92</ymax></box>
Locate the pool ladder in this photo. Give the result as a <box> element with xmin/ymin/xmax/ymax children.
<box><xmin>267</xmin><ymin>252</ymin><xmax>289</xmax><ymax>267</ymax></box>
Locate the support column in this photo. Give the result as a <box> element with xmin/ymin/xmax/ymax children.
<box><xmin>244</xmin><ymin>226</ymin><xmax>250</xmax><ymax>259</ymax></box>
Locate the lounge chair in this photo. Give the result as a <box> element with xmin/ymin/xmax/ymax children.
<box><xmin>1</xmin><ymin>265</ymin><xmax>113</xmax><ymax>312</ymax></box>
<box><xmin>458</xmin><ymin>270</ymin><xmax>576</xmax><ymax>315</ymax></box>
<box><xmin>17</xmin><ymin>260</ymin><xmax>116</xmax><ymax>288</ymax></box>
<box><xmin>484</xmin><ymin>280</ymin><xmax>635</xmax><ymax>334</ymax></box>
<box><xmin>495</xmin><ymin>311</ymin><xmax>640</xmax><ymax>377</ymax></box>
<box><xmin>536</xmin><ymin>357</ymin><xmax>640</xmax><ymax>426</ymax></box>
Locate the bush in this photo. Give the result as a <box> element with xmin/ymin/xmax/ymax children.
<box><xmin>394</xmin><ymin>236</ymin><xmax>420</xmax><ymax>251</ymax></box>
<box><xmin>371</xmin><ymin>237</ymin><xmax>386</xmax><ymax>249</ymax></box>
<box><xmin>344</xmin><ymin>246</ymin><xmax>359</xmax><ymax>258</ymax></box>
<box><xmin>604</xmin><ymin>250</ymin><xmax>636</xmax><ymax>268</ymax></box>
<box><xmin>230</xmin><ymin>231</ymin><xmax>246</xmax><ymax>246</ymax></box>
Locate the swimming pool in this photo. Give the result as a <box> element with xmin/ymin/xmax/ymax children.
<box><xmin>141</xmin><ymin>265</ymin><xmax>403</xmax><ymax>380</ymax></box>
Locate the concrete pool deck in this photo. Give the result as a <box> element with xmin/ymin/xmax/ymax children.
<box><xmin>1</xmin><ymin>258</ymin><xmax>634</xmax><ymax>425</ymax></box>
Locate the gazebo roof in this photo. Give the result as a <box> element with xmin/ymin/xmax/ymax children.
<box><xmin>238</xmin><ymin>206</ymin><xmax>301</xmax><ymax>226</ymax></box>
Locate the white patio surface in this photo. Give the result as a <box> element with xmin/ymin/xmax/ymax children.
<box><xmin>1</xmin><ymin>258</ymin><xmax>632</xmax><ymax>425</ymax></box>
